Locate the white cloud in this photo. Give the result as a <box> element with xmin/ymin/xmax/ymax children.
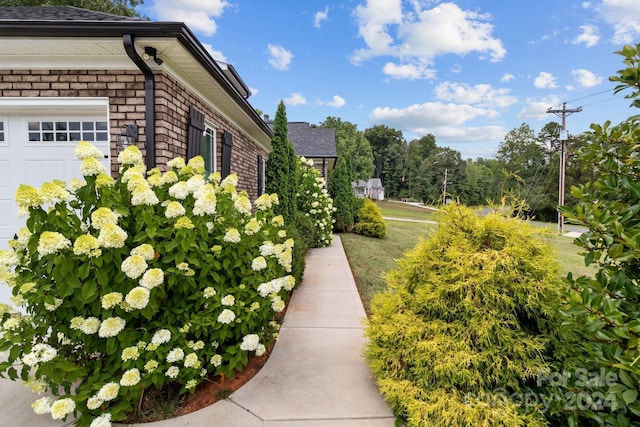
<box><xmin>370</xmin><ymin>102</ymin><xmax>495</xmax><ymax>130</ymax></box>
<box><xmin>382</xmin><ymin>62</ymin><xmax>436</xmax><ymax>80</ymax></box>
<box><xmin>149</xmin><ymin>0</ymin><xmax>229</xmax><ymax>36</ymax></box>
<box><xmin>314</xmin><ymin>6</ymin><xmax>329</xmax><ymax>28</ymax></box>
<box><xmin>573</xmin><ymin>24</ymin><xmax>600</xmax><ymax>47</ymax></box>
<box><xmin>202</xmin><ymin>43</ymin><xmax>227</xmax><ymax>62</ymax></box>
<box><xmin>431</xmin><ymin>125</ymin><xmax>506</xmax><ymax>143</ymax></box>
<box><xmin>534</xmin><ymin>72</ymin><xmax>557</xmax><ymax>89</ymax></box>
<box><xmin>267</xmin><ymin>44</ymin><xmax>293</xmax><ymax>70</ymax></box>
<box><xmin>597</xmin><ymin>0</ymin><xmax>640</xmax><ymax>44</ymax></box>
<box><xmin>501</xmin><ymin>73</ymin><xmax>515</xmax><ymax>83</ymax></box>
<box><xmin>434</xmin><ymin>82</ymin><xmax>518</xmax><ymax>108</ymax></box>
<box><xmin>351</xmin><ymin>1</ymin><xmax>506</xmax><ymax>77</ymax></box>
<box><xmin>571</xmin><ymin>69</ymin><xmax>603</xmax><ymax>88</ymax></box>
<box><xmin>284</xmin><ymin>93</ymin><xmax>307</xmax><ymax>106</ymax></box>
<box><xmin>516</xmin><ymin>96</ymin><xmax>561</xmax><ymax>121</ymax></box>
<box><xmin>319</xmin><ymin>95</ymin><xmax>346</xmax><ymax>108</ymax></box>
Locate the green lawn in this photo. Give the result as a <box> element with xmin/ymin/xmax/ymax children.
<box><xmin>341</xmin><ymin>201</ymin><xmax>596</xmax><ymax>312</ymax></box>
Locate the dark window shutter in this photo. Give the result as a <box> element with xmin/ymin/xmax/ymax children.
<box><xmin>186</xmin><ymin>106</ymin><xmax>205</xmax><ymax>160</ymax></box>
<box><xmin>221</xmin><ymin>130</ymin><xmax>233</xmax><ymax>178</ymax></box>
<box><xmin>257</xmin><ymin>154</ymin><xmax>265</xmax><ymax>195</ymax></box>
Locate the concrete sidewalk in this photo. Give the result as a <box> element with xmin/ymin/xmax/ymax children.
<box><xmin>0</xmin><ymin>236</ymin><xmax>396</xmax><ymax>427</ymax></box>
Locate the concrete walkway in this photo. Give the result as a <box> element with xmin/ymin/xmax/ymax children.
<box><xmin>0</xmin><ymin>236</ymin><xmax>396</xmax><ymax>427</ymax></box>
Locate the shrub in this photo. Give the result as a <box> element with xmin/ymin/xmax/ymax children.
<box><xmin>0</xmin><ymin>143</ymin><xmax>297</xmax><ymax>426</ymax></box>
<box><xmin>353</xmin><ymin>198</ymin><xmax>386</xmax><ymax>238</ymax></box>
<box><xmin>365</xmin><ymin>204</ymin><xmax>566</xmax><ymax>426</ymax></box>
<box><xmin>296</xmin><ymin>156</ymin><xmax>334</xmax><ymax>248</ymax></box>
<box><xmin>328</xmin><ymin>156</ymin><xmax>356</xmax><ymax>233</ymax></box>
<box><xmin>551</xmin><ymin>45</ymin><xmax>640</xmax><ymax>427</ymax></box>
<box><xmin>266</xmin><ymin>101</ymin><xmax>297</xmax><ymax>224</ymax></box>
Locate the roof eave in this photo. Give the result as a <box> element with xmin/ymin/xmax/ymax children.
<box><xmin>0</xmin><ymin>20</ymin><xmax>273</xmax><ymax>141</ymax></box>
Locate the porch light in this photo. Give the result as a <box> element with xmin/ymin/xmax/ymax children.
<box><xmin>117</xmin><ymin>124</ymin><xmax>138</xmax><ymax>153</ymax></box>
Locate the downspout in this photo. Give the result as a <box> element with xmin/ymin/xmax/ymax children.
<box><xmin>123</xmin><ymin>33</ymin><xmax>156</xmax><ymax>169</ymax></box>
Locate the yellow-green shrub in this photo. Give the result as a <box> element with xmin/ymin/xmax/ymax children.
<box><xmin>353</xmin><ymin>198</ymin><xmax>386</xmax><ymax>238</ymax></box>
<box><xmin>364</xmin><ymin>204</ymin><xmax>565</xmax><ymax>426</ymax></box>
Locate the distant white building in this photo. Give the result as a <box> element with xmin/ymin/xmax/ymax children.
<box><xmin>352</xmin><ymin>178</ymin><xmax>385</xmax><ymax>201</ymax></box>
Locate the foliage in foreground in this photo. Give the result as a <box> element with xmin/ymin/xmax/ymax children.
<box><xmin>0</xmin><ymin>143</ymin><xmax>297</xmax><ymax>427</ymax></box>
<box><xmin>553</xmin><ymin>44</ymin><xmax>640</xmax><ymax>427</ymax></box>
<box><xmin>365</xmin><ymin>204</ymin><xmax>568</xmax><ymax>426</ymax></box>
<box><xmin>353</xmin><ymin>198</ymin><xmax>386</xmax><ymax>238</ymax></box>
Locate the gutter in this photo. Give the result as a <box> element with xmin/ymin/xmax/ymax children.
<box><xmin>122</xmin><ymin>33</ymin><xmax>155</xmax><ymax>169</ymax></box>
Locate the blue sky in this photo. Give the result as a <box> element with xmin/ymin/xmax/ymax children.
<box><xmin>139</xmin><ymin>1</ymin><xmax>640</xmax><ymax>159</ymax></box>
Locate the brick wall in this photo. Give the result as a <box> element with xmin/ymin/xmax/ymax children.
<box><xmin>0</xmin><ymin>69</ymin><xmax>269</xmax><ymax>199</ymax></box>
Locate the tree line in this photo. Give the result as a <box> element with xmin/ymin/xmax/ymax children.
<box><xmin>317</xmin><ymin>117</ymin><xmax>598</xmax><ymax>223</ymax></box>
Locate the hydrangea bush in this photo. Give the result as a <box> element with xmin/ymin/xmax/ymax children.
<box><xmin>0</xmin><ymin>142</ymin><xmax>296</xmax><ymax>427</ymax></box>
<box><xmin>295</xmin><ymin>156</ymin><xmax>334</xmax><ymax>248</ymax></box>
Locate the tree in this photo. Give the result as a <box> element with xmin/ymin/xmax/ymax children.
<box><xmin>328</xmin><ymin>155</ymin><xmax>356</xmax><ymax>232</ymax></box>
<box><xmin>405</xmin><ymin>135</ymin><xmax>437</xmax><ymax>200</ymax></box>
<box><xmin>266</xmin><ymin>101</ymin><xmax>297</xmax><ymax>224</ymax></box>
<box><xmin>0</xmin><ymin>0</ymin><xmax>144</xmax><ymax>17</ymax></box>
<box><xmin>319</xmin><ymin>117</ymin><xmax>374</xmax><ymax>181</ymax></box>
<box><xmin>413</xmin><ymin>147</ymin><xmax>466</xmax><ymax>204</ymax></box>
<box><xmin>364</xmin><ymin>125</ymin><xmax>406</xmax><ymax>198</ymax></box>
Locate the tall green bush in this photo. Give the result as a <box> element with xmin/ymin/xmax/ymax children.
<box><xmin>365</xmin><ymin>204</ymin><xmax>566</xmax><ymax>426</ymax></box>
<box><xmin>266</xmin><ymin>101</ymin><xmax>297</xmax><ymax>224</ymax></box>
<box><xmin>554</xmin><ymin>44</ymin><xmax>640</xmax><ymax>427</ymax></box>
<box><xmin>328</xmin><ymin>156</ymin><xmax>356</xmax><ymax>232</ymax></box>
<box><xmin>353</xmin><ymin>198</ymin><xmax>386</xmax><ymax>238</ymax></box>
<box><xmin>0</xmin><ymin>143</ymin><xmax>296</xmax><ymax>426</ymax></box>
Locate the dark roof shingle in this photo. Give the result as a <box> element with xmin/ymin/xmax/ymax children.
<box><xmin>268</xmin><ymin>122</ymin><xmax>337</xmax><ymax>158</ymax></box>
<box><xmin>0</xmin><ymin>5</ymin><xmax>143</xmax><ymax>21</ymax></box>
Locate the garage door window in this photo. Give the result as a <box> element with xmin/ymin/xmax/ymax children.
<box><xmin>0</xmin><ymin>121</ymin><xmax>4</xmax><ymax>143</ymax></box>
<box><xmin>28</xmin><ymin>120</ymin><xmax>108</xmax><ymax>142</ymax></box>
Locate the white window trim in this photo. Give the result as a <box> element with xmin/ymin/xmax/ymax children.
<box><xmin>204</xmin><ymin>124</ymin><xmax>217</xmax><ymax>174</ymax></box>
<box><xmin>0</xmin><ymin>117</ymin><xmax>7</xmax><ymax>147</ymax></box>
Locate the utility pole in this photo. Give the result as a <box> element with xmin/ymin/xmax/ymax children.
<box><xmin>546</xmin><ymin>102</ymin><xmax>582</xmax><ymax>235</ymax></box>
<box><xmin>442</xmin><ymin>168</ymin><xmax>448</xmax><ymax>205</ymax></box>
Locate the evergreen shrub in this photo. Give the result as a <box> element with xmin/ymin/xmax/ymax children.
<box><xmin>365</xmin><ymin>204</ymin><xmax>566</xmax><ymax>427</ymax></box>
<box><xmin>353</xmin><ymin>198</ymin><xmax>386</xmax><ymax>238</ymax></box>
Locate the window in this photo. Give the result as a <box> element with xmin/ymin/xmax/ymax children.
<box><xmin>0</xmin><ymin>121</ymin><xmax>4</xmax><ymax>143</ymax></box>
<box><xmin>203</xmin><ymin>127</ymin><xmax>216</xmax><ymax>176</ymax></box>
<box><xmin>27</xmin><ymin>120</ymin><xmax>108</xmax><ymax>143</ymax></box>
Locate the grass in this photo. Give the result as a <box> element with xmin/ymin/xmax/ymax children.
<box><xmin>342</xmin><ymin>200</ymin><xmax>597</xmax><ymax>312</ymax></box>
<box><xmin>376</xmin><ymin>200</ymin><xmax>439</xmax><ymax>221</ymax></box>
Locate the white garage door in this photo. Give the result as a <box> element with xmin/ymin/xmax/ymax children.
<box><xmin>0</xmin><ymin>100</ymin><xmax>110</xmax><ymax>305</ymax></box>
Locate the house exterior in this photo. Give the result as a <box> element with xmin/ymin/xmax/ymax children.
<box><xmin>0</xmin><ymin>6</ymin><xmax>272</xmax><ymax>251</ymax></box>
<box><xmin>352</xmin><ymin>178</ymin><xmax>385</xmax><ymax>200</ymax></box>
<box><xmin>268</xmin><ymin>121</ymin><xmax>337</xmax><ymax>182</ymax></box>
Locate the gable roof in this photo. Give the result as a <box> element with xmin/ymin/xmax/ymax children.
<box><xmin>287</xmin><ymin>122</ymin><xmax>337</xmax><ymax>158</ymax></box>
<box><xmin>0</xmin><ymin>6</ymin><xmax>272</xmax><ymax>148</ymax></box>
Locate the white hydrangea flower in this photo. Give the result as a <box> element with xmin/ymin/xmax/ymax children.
<box><xmin>223</xmin><ymin>228</ymin><xmax>241</xmax><ymax>243</ymax></box>
<box><xmin>75</xmin><ymin>141</ymin><xmax>104</xmax><ymax>160</ymax></box>
<box><xmin>50</xmin><ymin>397</ymin><xmax>75</xmax><ymax>420</ymax></box>
<box><xmin>140</xmin><ymin>268</ymin><xmax>164</xmax><ymax>289</ymax></box>
<box><xmin>217</xmin><ymin>309</ymin><xmax>235</xmax><ymax>324</ymax></box>
<box><xmin>98</xmin><ymin>317</ymin><xmax>126</xmax><ymax>338</ymax></box>
<box><xmin>97</xmin><ymin>382</ymin><xmax>120</xmax><ymax>401</ymax></box>
<box><xmin>89</xmin><ymin>413</ymin><xmax>112</xmax><ymax>427</ymax></box>
<box><xmin>239</xmin><ymin>334</ymin><xmax>260</xmax><ymax>351</ymax></box>
<box><xmin>183</xmin><ymin>352</ymin><xmax>199</xmax><ymax>368</ymax></box>
<box><xmin>221</xmin><ymin>295</ymin><xmax>235</xmax><ymax>306</ymax></box>
<box><xmin>80</xmin><ymin>317</ymin><xmax>101</xmax><ymax>335</ymax></box>
<box><xmin>81</xmin><ymin>157</ymin><xmax>107</xmax><ymax>176</ymax></box>
<box><xmin>167</xmin><ymin>347</ymin><xmax>185</xmax><ymax>363</ymax></box>
<box><xmin>131</xmin><ymin>244</ymin><xmax>155</xmax><ymax>261</ymax></box>
<box><xmin>125</xmin><ymin>286</ymin><xmax>150</xmax><ymax>310</ymax></box>
<box><xmin>165</xmin><ymin>366</ymin><xmax>179</xmax><ymax>379</ymax></box>
<box><xmin>168</xmin><ymin>181</ymin><xmax>189</xmax><ymax>200</ymax></box>
<box><xmin>31</xmin><ymin>396</ymin><xmax>52</xmax><ymax>415</ymax></box>
<box><xmin>37</xmin><ymin>231</ymin><xmax>71</xmax><ymax>257</ymax></box>
<box><xmin>120</xmin><ymin>368</ymin><xmax>141</xmax><ymax>386</ymax></box>
<box><xmin>152</xmin><ymin>329</ymin><xmax>171</xmax><ymax>345</ymax></box>
<box><xmin>121</xmin><ymin>255</ymin><xmax>148</xmax><ymax>279</ymax></box>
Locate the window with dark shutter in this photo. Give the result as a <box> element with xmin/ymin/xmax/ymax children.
<box><xmin>257</xmin><ymin>154</ymin><xmax>265</xmax><ymax>195</ymax></box>
<box><xmin>221</xmin><ymin>130</ymin><xmax>233</xmax><ymax>178</ymax></box>
<box><xmin>186</xmin><ymin>106</ymin><xmax>205</xmax><ymax>160</ymax></box>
